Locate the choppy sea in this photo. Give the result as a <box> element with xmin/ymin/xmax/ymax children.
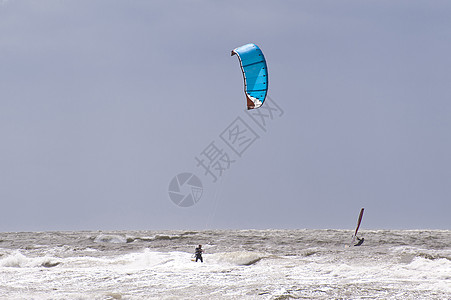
<box><xmin>0</xmin><ymin>229</ymin><xmax>450</xmax><ymax>299</ymax></box>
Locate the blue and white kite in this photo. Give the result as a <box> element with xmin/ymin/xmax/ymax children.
<box><xmin>231</xmin><ymin>43</ymin><xmax>268</xmax><ymax>110</ymax></box>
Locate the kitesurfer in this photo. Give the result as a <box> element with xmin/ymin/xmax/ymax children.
<box><xmin>354</xmin><ymin>237</ymin><xmax>364</xmax><ymax>246</ymax></box>
<box><xmin>194</xmin><ymin>245</ymin><xmax>203</xmax><ymax>262</ymax></box>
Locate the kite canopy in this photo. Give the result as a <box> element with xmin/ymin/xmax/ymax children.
<box><xmin>231</xmin><ymin>43</ymin><xmax>268</xmax><ymax>110</ymax></box>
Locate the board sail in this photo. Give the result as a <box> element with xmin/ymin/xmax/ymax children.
<box><xmin>351</xmin><ymin>208</ymin><xmax>364</xmax><ymax>245</ymax></box>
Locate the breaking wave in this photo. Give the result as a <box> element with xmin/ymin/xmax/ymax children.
<box><xmin>93</xmin><ymin>234</ymin><xmax>129</xmax><ymax>244</ymax></box>
<box><xmin>0</xmin><ymin>251</ymin><xmax>61</xmax><ymax>268</ymax></box>
<box><xmin>211</xmin><ymin>251</ymin><xmax>265</xmax><ymax>266</ymax></box>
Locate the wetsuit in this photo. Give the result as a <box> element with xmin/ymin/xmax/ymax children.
<box><xmin>195</xmin><ymin>247</ymin><xmax>203</xmax><ymax>262</ymax></box>
<box><xmin>354</xmin><ymin>237</ymin><xmax>364</xmax><ymax>246</ymax></box>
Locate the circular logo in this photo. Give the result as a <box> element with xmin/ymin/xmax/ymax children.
<box><xmin>168</xmin><ymin>173</ymin><xmax>203</xmax><ymax>207</ymax></box>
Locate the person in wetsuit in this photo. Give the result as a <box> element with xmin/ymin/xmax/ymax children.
<box><xmin>194</xmin><ymin>245</ymin><xmax>203</xmax><ymax>262</ymax></box>
<box><xmin>354</xmin><ymin>237</ymin><xmax>364</xmax><ymax>246</ymax></box>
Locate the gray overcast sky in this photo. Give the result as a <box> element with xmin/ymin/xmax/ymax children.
<box><xmin>1</xmin><ymin>1</ymin><xmax>450</xmax><ymax>232</ymax></box>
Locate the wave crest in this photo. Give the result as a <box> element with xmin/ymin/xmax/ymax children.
<box><xmin>211</xmin><ymin>251</ymin><xmax>265</xmax><ymax>266</ymax></box>
<box><xmin>0</xmin><ymin>252</ymin><xmax>61</xmax><ymax>268</ymax></box>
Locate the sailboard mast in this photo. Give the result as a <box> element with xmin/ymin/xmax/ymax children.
<box><xmin>354</xmin><ymin>208</ymin><xmax>364</xmax><ymax>237</ymax></box>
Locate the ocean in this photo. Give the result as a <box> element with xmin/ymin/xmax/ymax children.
<box><xmin>0</xmin><ymin>229</ymin><xmax>450</xmax><ymax>299</ymax></box>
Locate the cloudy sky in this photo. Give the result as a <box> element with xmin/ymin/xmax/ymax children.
<box><xmin>1</xmin><ymin>1</ymin><xmax>450</xmax><ymax>231</ymax></box>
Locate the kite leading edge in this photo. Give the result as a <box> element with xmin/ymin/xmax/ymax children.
<box><xmin>231</xmin><ymin>43</ymin><xmax>268</xmax><ymax>110</ymax></box>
